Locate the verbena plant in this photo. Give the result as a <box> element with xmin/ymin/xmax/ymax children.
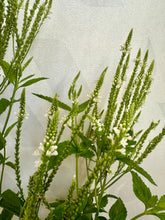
<box><xmin>0</xmin><ymin>2</ymin><xmax>165</xmax><ymax>220</ymax></box>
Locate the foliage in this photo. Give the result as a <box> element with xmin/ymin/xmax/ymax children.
<box><xmin>0</xmin><ymin>3</ymin><xmax>165</xmax><ymax>219</ymax></box>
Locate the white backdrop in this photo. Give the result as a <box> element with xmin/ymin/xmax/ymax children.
<box><xmin>3</xmin><ymin>0</ymin><xmax>165</xmax><ymax>219</ymax></box>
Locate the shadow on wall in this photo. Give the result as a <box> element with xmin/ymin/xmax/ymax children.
<box><xmin>81</xmin><ymin>0</ymin><xmax>123</xmax><ymax>7</ymax></box>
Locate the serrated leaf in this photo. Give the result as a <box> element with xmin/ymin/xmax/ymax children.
<box><xmin>0</xmin><ymin>208</ymin><xmax>13</xmax><ymax>220</ymax></box>
<box><xmin>109</xmin><ymin>198</ymin><xmax>127</xmax><ymax>220</ymax></box>
<box><xmin>79</xmin><ymin>149</ymin><xmax>95</xmax><ymax>159</ymax></box>
<box><xmin>0</xmin><ymin>189</ymin><xmax>22</xmax><ymax>216</ymax></box>
<box><xmin>116</xmin><ymin>155</ymin><xmax>157</xmax><ymax>185</ymax></box>
<box><xmin>20</xmin><ymin>77</ymin><xmax>48</xmax><ymax>87</ymax></box>
<box><xmin>153</xmin><ymin>213</ymin><xmax>165</xmax><ymax>220</ymax></box>
<box><xmin>0</xmin><ymin>132</ymin><xmax>6</xmax><ymax>150</ymax></box>
<box><xmin>147</xmin><ymin>195</ymin><xmax>158</xmax><ymax>208</ymax></box>
<box><xmin>78</xmin><ymin>100</ymin><xmax>90</xmax><ymax>113</ymax></box>
<box><xmin>0</xmin><ymin>98</ymin><xmax>10</xmax><ymax>115</ymax></box>
<box><xmin>4</xmin><ymin>122</ymin><xmax>18</xmax><ymax>137</ymax></box>
<box><xmin>5</xmin><ymin>161</ymin><xmax>15</xmax><ymax>170</ymax></box>
<box><xmin>100</xmin><ymin>195</ymin><xmax>108</xmax><ymax>208</ymax></box>
<box><xmin>131</xmin><ymin>171</ymin><xmax>152</xmax><ymax>208</ymax></box>
<box><xmin>157</xmin><ymin>195</ymin><xmax>165</xmax><ymax>210</ymax></box>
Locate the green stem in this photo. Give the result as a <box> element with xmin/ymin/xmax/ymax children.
<box><xmin>131</xmin><ymin>211</ymin><xmax>146</xmax><ymax>220</ymax></box>
<box><xmin>76</xmin><ymin>153</ymin><xmax>79</xmax><ymax>195</ymax></box>
<box><xmin>0</xmin><ymin>82</ymin><xmax>18</xmax><ymax>194</ymax></box>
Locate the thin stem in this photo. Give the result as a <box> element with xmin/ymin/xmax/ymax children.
<box><xmin>131</xmin><ymin>211</ymin><xmax>146</xmax><ymax>220</ymax></box>
<box><xmin>0</xmin><ymin>82</ymin><xmax>18</xmax><ymax>194</ymax></box>
<box><xmin>76</xmin><ymin>153</ymin><xmax>79</xmax><ymax>195</ymax></box>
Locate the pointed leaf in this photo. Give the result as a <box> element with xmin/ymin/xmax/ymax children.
<box><xmin>131</xmin><ymin>171</ymin><xmax>152</xmax><ymax>208</ymax></box>
<box><xmin>116</xmin><ymin>155</ymin><xmax>157</xmax><ymax>185</ymax></box>
<box><xmin>78</xmin><ymin>100</ymin><xmax>90</xmax><ymax>113</ymax></box>
<box><xmin>0</xmin><ymin>132</ymin><xmax>6</xmax><ymax>150</ymax></box>
<box><xmin>100</xmin><ymin>195</ymin><xmax>108</xmax><ymax>208</ymax></box>
<box><xmin>79</xmin><ymin>149</ymin><xmax>95</xmax><ymax>159</ymax></box>
<box><xmin>32</xmin><ymin>93</ymin><xmax>71</xmax><ymax>111</ymax></box>
<box><xmin>0</xmin><ymin>153</ymin><xmax>4</xmax><ymax>164</ymax></box>
<box><xmin>5</xmin><ymin>161</ymin><xmax>15</xmax><ymax>170</ymax></box>
<box><xmin>22</xmin><ymin>56</ymin><xmax>33</xmax><ymax>71</ymax></box>
<box><xmin>0</xmin><ymin>60</ymin><xmax>16</xmax><ymax>83</ymax></box>
<box><xmin>0</xmin><ymin>189</ymin><xmax>22</xmax><ymax>216</ymax></box>
<box><xmin>0</xmin><ymin>208</ymin><xmax>13</xmax><ymax>220</ymax></box>
<box><xmin>157</xmin><ymin>195</ymin><xmax>165</xmax><ymax>210</ymax></box>
<box><xmin>58</xmin><ymin>100</ymin><xmax>71</xmax><ymax>111</ymax></box>
<box><xmin>153</xmin><ymin>213</ymin><xmax>165</xmax><ymax>220</ymax></box>
<box><xmin>20</xmin><ymin>74</ymin><xmax>35</xmax><ymax>83</ymax></box>
<box><xmin>4</xmin><ymin>122</ymin><xmax>18</xmax><ymax>137</ymax></box>
<box><xmin>109</xmin><ymin>198</ymin><xmax>127</xmax><ymax>220</ymax></box>
<box><xmin>20</xmin><ymin>77</ymin><xmax>48</xmax><ymax>87</ymax></box>
<box><xmin>0</xmin><ymin>98</ymin><xmax>10</xmax><ymax>115</ymax></box>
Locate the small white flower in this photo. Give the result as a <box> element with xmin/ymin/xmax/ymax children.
<box><xmin>34</xmin><ymin>160</ymin><xmax>42</xmax><ymax>167</ymax></box>
<box><xmin>51</xmin><ymin>145</ymin><xmax>58</xmax><ymax>151</ymax></box>
<box><xmin>116</xmin><ymin>148</ymin><xmax>126</xmax><ymax>155</ymax></box>
<box><xmin>113</xmin><ymin>127</ymin><xmax>120</xmax><ymax>136</ymax></box>
<box><xmin>33</xmin><ymin>149</ymin><xmax>40</xmax><ymax>156</ymax></box>
<box><xmin>108</xmin><ymin>133</ymin><xmax>115</xmax><ymax>145</ymax></box>
<box><xmin>39</xmin><ymin>143</ymin><xmax>44</xmax><ymax>151</ymax></box>
<box><xmin>52</xmin><ymin>150</ymin><xmax>58</xmax><ymax>156</ymax></box>
<box><xmin>120</xmin><ymin>137</ymin><xmax>128</xmax><ymax>147</ymax></box>
<box><xmin>46</xmin><ymin>150</ymin><xmax>52</xmax><ymax>156</ymax></box>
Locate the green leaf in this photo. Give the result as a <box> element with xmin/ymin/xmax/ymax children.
<box><xmin>153</xmin><ymin>213</ymin><xmax>165</xmax><ymax>220</ymax></box>
<box><xmin>33</xmin><ymin>93</ymin><xmax>53</xmax><ymax>102</ymax></box>
<box><xmin>156</xmin><ymin>195</ymin><xmax>165</xmax><ymax>210</ymax></box>
<box><xmin>0</xmin><ymin>132</ymin><xmax>6</xmax><ymax>150</ymax></box>
<box><xmin>147</xmin><ymin>195</ymin><xmax>158</xmax><ymax>208</ymax></box>
<box><xmin>58</xmin><ymin>100</ymin><xmax>71</xmax><ymax>111</ymax></box>
<box><xmin>0</xmin><ymin>208</ymin><xmax>13</xmax><ymax>220</ymax></box>
<box><xmin>32</xmin><ymin>93</ymin><xmax>71</xmax><ymax>111</ymax></box>
<box><xmin>5</xmin><ymin>161</ymin><xmax>15</xmax><ymax>170</ymax></box>
<box><xmin>20</xmin><ymin>77</ymin><xmax>48</xmax><ymax>87</ymax></box>
<box><xmin>98</xmin><ymin>217</ymin><xmax>107</xmax><ymax>220</ymax></box>
<box><xmin>79</xmin><ymin>149</ymin><xmax>95</xmax><ymax>159</ymax></box>
<box><xmin>48</xmin><ymin>202</ymin><xmax>65</xmax><ymax>220</ymax></box>
<box><xmin>109</xmin><ymin>198</ymin><xmax>127</xmax><ymax>220</ymax></box>
<box><xmin>78</xmin><ymin>100</ymin><xmax>90</xmax><ymax>113</ymax></box>
<box><xmin>0</xmin><ymin>189</ymin><xmax>23</xmax><ymax>216</ymax></box>
<box><xmin>0</xmin><ymin>60</ymin><xmax>16</xmax><ymax>83</ymax></box>
<box><xmin>116</xmin><ymin>155</ymin><xmax>157</xmax><ymax>185</ymax></box>
<box><xmin>4</xmin><ymin>122</ymin><xmax>18</xmax><ymax>137</ymax></box>
<box><xmin>0</xmin><ymin>98</ymin><xmax>10</xmax><ymax>115</ymax></box>
<box><xmin>0</xmin><ymin>153</ymin><xmax>4</xmax><ymax>164</ymax></box>
<box><xmin>131</xmin><ymin>171</ymin><xmax>152</xmax><ymax>208</ymax></box>
<box><xmin>77</xmin><ymin>215</ymin><xmax>89</xmax><ymax>220</ymax></box>
<box><xmin>22</xmin><ymin>56</ymin><xmax>33</xmax><ymax>71</ymax></box>
<box><xmin>20</xmin><ymin>74</ymin><xmax>35</xmax><ymax>83</ymax></box>
<box><xmin>100</xmin><ymin>195</ymin><xmax>108</xmax><ymax>208</ymax></box>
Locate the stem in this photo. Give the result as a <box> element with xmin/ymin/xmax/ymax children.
<box><xmin>0</xmin><ymin>82</ymin><xmax>18</xmax><ymax>194</ymax></box>
<box><xmin>76</xmin><ymin>153</ymin><xmax>79</xmax><ymax>195</ymax></box>
<box><xmin>131</xmin><ymin>211</ymin><xmax>146</xmax><ymax>220</ymax></box>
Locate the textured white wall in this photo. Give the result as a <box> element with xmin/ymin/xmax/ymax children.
<box><xmin>2</xmin><ymin>1</ymin><xmax>165</xmax><ymax>219</ymax></box>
